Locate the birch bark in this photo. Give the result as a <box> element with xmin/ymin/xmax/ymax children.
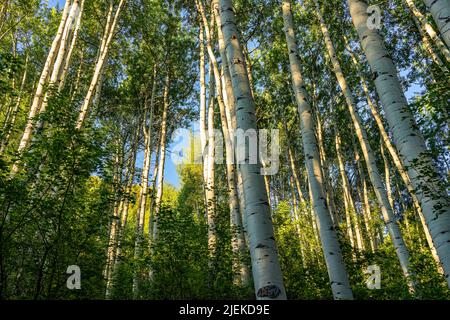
<box><xmin>349</xmin><ymin>0</ymin><xmax>450</xmax><ymax>287</ymax></box>
<box><xmin>423</xmin><ymin>0</ymin><xmax>450</xmax><ymax>48</ymax></box>
<box><xmin>405</xmin><ymin>0</ymin><xmax>450</xmax><ymax>66</ymax></box>
<box><xmin>343</xmin><ymin>37</ymin><xmax>441</xmax><ymax>266</ymax></box>
<box><xmin>152</xmin><ymin>74</ymin><xmax>170</xmax><ymax>242</ymax></box>
<box><xmin>315</xmin><ymin>0</ymin><xmax>413</xmax><ymax>283</ymax></box>
<box><xmin>76</xmin><ymin>0</ymin><xmax>125</xmax><ymax>129</ymax></box>
<box><xmin>132</xmin><ymin>71</ymin><xmax>156</xmax><ymax>297</ymax></box>
<box><xmin>282</xmin><ymin>0</ymin><xmax>353</xmax><ymax>299</ymax></box>
<box><xmin>13</xmin><ymin>0</ymin><xmax>71</xmax><ymax>172</ymax></box>
<box><xmin>220</xmin><ymin>0</ymin><xmax>287</xmax><ymax>300</ymax></box>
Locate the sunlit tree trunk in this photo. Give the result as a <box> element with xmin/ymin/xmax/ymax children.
<box><xmin>213</xmin><ymin>1</ymin><xmax>249</xmax><ymax>279</ymax></box>
<box><xmin>152</xmin><ymin>73</ymin><xmax>170</xmax><ymax>242</ymax></box>
<box><xmin>354</xmin><ymin>144</ymin><xmax>376</xmax><ymax>252</ymax></box>
<box><xmin>423</xmin><ymin>0</ymin><xmax>450</xmax><ymax>48</ymax></box>
<box><xmin>282</xmin><ymin>0</ymin><xmax>352</xmax><ymax>299</ymax></box>
<box><xmin>12</xmin><ymin>0</ymin><xmax>71</xmax><ymax>173</ymax></box>
<box><xmin>335</xmin><ymin>132</ymin><xmax>356</xmax><ymax>250</ymax></box>
<box><xmin>215</xmin><ymin>3</ymin><xmax>244</xmax><ymax>222</ymax></box>
<box><xmin>349</xmin><ymin>0</ymin><xmax>450</xmax><ymax>288</ymax></box>
<box><xmin>132</xmin><ymin>70</ymin><xmax>156</xmax><ymax>297</ymax></box>
<box><xmin>241</xmin><ymin>42</ymin><xmax>272</xmax><ymax>204</ymax></box>
<box><xmin>199</xmin><ymin>22</ymin><xmax>207</xmax><ymax>184</ymax></box>
<box><xmin>103</xmin><ymin>142</ymin><xmax>124</xmax><ymax>292</ymax></box>
<box><xmin>148</xmin><ymin>139</ymin><xmax>160</xmax><ymax>242</ymax></box>
<box><xmin>106</xmin><ymin>125</ymin><xmax>139</xmax><ymax>299</ymax></box>
<box><xmin>59</xmin><ymin>0</ymin><xmax>85</xmax><ymax>90</ymax></box>
<box><xmin>76</xmin><ymin>0</ymin><xmax>125</xmax><ymax>129</ymax></box>
<box><xmin>316</xmin><ymin>0</ymin><xmax>413</xmax><ymax>285</ymax></box>
<box><xmin>344</xmin><ymin>37</ymin><xmax>441</xmax><ymax>266</ymax></box>
<box><xmin>39</xmin><ymin>0</ymin><xmax>80</xmax><ymax>117</ymax></box>
<box><xmin>214</xmin><ymin>5</ymin><xmax>247</xmax><ymax>245</ymax></box>
<box><xmin>220</xmin><ymin>0</ymin><xmax>287</xmax><ymax>300</ymax></box>
<box><xmin>204</xmin><ymin>66</ymin><xmax>217</xmax><ymax>262</ymax></box>
<box><xmin>405</xmin><ymin>0</ymin><xmax>450</xmax><ymax>67</ymax></box>
<box><xmin>198</xmin><ymin>0</ymin><xmax>249</xmax><ymax>284</ymax></box>
<box><xmin>198</xmin><ymin>0</ymin><xmax>229</xmax><ymax>266</ymax></box>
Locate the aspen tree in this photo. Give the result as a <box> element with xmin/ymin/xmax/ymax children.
<box><xmin>343</xmin><ymin>37</ymin><xmax>442</xmax><ymax>267</ymax></box>
<box><xmin>282</xmin><ymin>0</ymin><xmax>353</xmax><ymax>299</ymax></box>
<box><xmin>423</xmin><ymin>0</ymin><xmax>450</xmax><ymax>48</ymax></box>
<box><xmin>152</xmin><ymin>73</ymin><xmax>170</xmax><ymax>242</ymax></box>
<box><xmin>106</xmin><ymin>125</ymin><xmax>140</xmax><ymax>299</ymax></box>
<box><xmin>197</xmin><ymin>0</ymin><xmax>249</xmax><ymax>284</ymax></box>
<box><xmin>354</xmin><ymin>144</ymin><xmax>377</xmax><ymax>252</ymax></box>
<box><xmin>39</xmin><ymin>0</ymin><xmax>80</xmax><ymax>116</ymax></box>
<box><xmin>13</xmin><ymin>0</ymin><xmax>71</xmax><ymax>172</ymax></box>
<box><xmin>59</xmin><ymin>0</ymin><xmax>85</xmax><ymax>91</ymax></box>
<box><xmin>213</xmin><ymin>0</ymin><xmax>249</xmax><ymax>268</ymax></box>
<box><xmin>132</xmin><ymin>70</ymin><xmax>156</xmax><ymax>297</ymax></box>
<box><xmin>335</xmin><ymin>132</ymin><xmax>357</xmax><ymax>250</ymax></box>
<box><xmin>315</xmin><ymin>0</ymin><xmax>413</xmax><ymax>284</ymax></box>
<box><xmin>76</xmin><ymin>0</ymin><xmax>126</xmax><ymax>129</ymax></box>
<box><xmin>219</xmin><ymin>0</ymin><xmax>287</xmax><ymax>300</ymax></box>
<box><xmin>404</xmin><ymin>0</ymin><xmax>450</xmax><ymax>66</ymax></box>
<box><xmin>348</xmin><ymin>0</ymin><xmax>450</xmax><ymax>287</ymax></box>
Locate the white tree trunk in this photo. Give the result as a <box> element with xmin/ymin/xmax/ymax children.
<box><xmin>106</xmin><ymin>126</ymin><xmax>139</xmax><ymax>299</ymax></box>
<box><xmin>335</xmin><ymin>132</ymin><xmax>357</xmax><ymax>250</ymax></box>
<box><xmin>405</xmin><ymin>0</ymin><xmax>450</xmax><ymax>66</ymax></box>
<box><xmin>12</xmin><ymin>0</ymin><xmax>71</xmax><ymax>172</ymax></box>
<box><xmin>39</xmin><ymin>0</ymin><xmax>80</xmax><ymax>116</ymax></box>
<box><xmin>59</xmin><ymin>0</ymin><xmax>85</xmax><ymax>91</ymax></box>
<box><xmin>103</xmin><ymin>143</ymin><xmax>124</xmax><ymax>293</ymax></box>
<box><xmin>220</xmin><ymin>0</ymin><xmax>287</xmax><ymax>300</ymax></box>
<box><xmin>198</xmin><ymin>0</ymin><xmax>249</xmax><ymax>284</ymax></box>
<box><xmin>196</xmin><ymin>0</ymin><xmax>219</xmax><ymax>261</ymax></box>
<box><xmin>349</xmin><ymin>0</ymin><xmax>450</xmax><ymax>288</ymax></box>
<box><xmin>282</xmin><ymin>0</ymin><xmax>353</xmax><ymax>299</ymax></box>
<box><xmin>199</xmin><ymin>23</ymin><xmax>207</xmax><ymax>171</ymax></box>
<box><xmin>214</xmin><ymin>2</ymin><xmax>248</xmax><ymax>252</ymax></box>
<box><xmin>132</xmin><ymin>71</ymin><xmax>156</xmax><ymax>297</ymax></box>
<box><xmin>76</xmin><ymin>0</ymin><xmax>125</xmax><ymax>129</ymax></box>
<box><xmin>423</xmin><ymin>0</ymin><xmax>450</xmax><ymax>48</ymax></box>
<box><xmin>152</xmin><ymin>73</ymin><xmax>170</xmax><ymax>242</ymax></box>
<box><xmin>316</xmin><ymin>0</ymin><xmax>413</xmax><ymax>284</ymax></box>
<box><xmin>344</xmin><ymin>37</ymin><xmax>442</xmax><ymax>266</ymax></box>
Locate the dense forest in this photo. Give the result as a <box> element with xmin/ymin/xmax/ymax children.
<box><xmin>0</xmin><ymin>0</ymin><xmax>449</xmax><ymax>301</ymax></box>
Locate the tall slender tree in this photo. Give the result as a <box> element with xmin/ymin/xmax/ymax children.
<box><xmin>282</xmin><ymin>0</ymin><xmax>353</xmax><ymax>299</ymax></box>
<box><xmin>219</xmin><ymin>0</ymin><xmax>287</xmax><ymax>300</ymax></box>
<box><xmin>348</xmin><ymin>0</ymin><xmax>450</xmax><ymax>288</ymax></box>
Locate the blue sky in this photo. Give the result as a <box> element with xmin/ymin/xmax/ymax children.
<box><xmin>47</xmin><ymin>0</ymin><xmax>65</xmax><ymax>8</ymax></box>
